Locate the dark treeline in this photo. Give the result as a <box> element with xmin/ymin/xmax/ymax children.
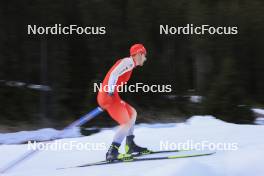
<box><xmin>0</xmin><ymin>0</ymin><xmax>263</xmax><ymax>130</ymax></box>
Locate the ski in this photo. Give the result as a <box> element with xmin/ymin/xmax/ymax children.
<box><xmin>58</xmin><ymin>151</ymin><xmax>215</xmax><ymax>169</ymax></box>
<box><xmin>130</xmin><ymin>149</ymin><xmax>189</xmax><ymax>157</ymax></box>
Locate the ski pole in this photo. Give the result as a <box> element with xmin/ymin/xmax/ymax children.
<box><xmin>0</xmin><ymin>106</ymin><xmax>104</xmax><ymax>174</ymax></box>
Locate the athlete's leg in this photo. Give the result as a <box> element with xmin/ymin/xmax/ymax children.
<box><xmin>113</xmin><ymin>102</ymin><xmax>137</xmax><ymax>143</ymax></box>
<box><xmin>124</xmin><ymin>103</ymin><xmax>150</xmax><ymax>154</ymax></box>
<box><xmin>126</xmin><ymin>104</ymin><xmax>137</xmax><ymax>136</ymax></box>
<box><xmin>113</xmin><ymin>117</ymin><xmax>135</xmax><ymax>144</ymax></box>
<box><xmin>105</xmin><ymin>100</ymin><xmax>136</xmax><ymax>161</ymax></box>
<box><xmin>106</xmin><ymin>99</ymin><xmax>133</xmax><ymax>144</ymax></box>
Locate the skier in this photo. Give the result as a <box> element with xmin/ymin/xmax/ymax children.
<box><xmin>97</xmin><ymin>44</ymin><xmax>150</xmax><ymax>161</ymax></box>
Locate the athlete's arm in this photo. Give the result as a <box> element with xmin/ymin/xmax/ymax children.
<box><xmin>107</xmin><ymin>57</ymin><xmax>135</xmax><ymax>95</ymax></box>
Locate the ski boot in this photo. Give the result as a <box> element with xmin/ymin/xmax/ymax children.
<box><xmin>106</xmin><ymin>142</ymin><xmax>133</xmax><ymax>162</ymax></box>
<box><xmin>125</xmin><ymin>135</ymin><xmax>151</xmax><ymax>155</ymax></box>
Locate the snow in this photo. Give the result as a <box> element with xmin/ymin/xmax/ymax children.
<box><xmin>141</xmin><ymin>161</ymin><xmax>221</xmax><ymax>176</ymax></box>
<box><xmin>252</xmin><ymin>108</ymin><xmax>264</xmax><ymax>115</ymax></box>
<box><xmin>0</xmin><ymin>80</ymin><xmax>52</xmax><ymax>91</ymax></box>
<box><xmin>0</xmin><ymin>128</ymin><xmax>81</xmax><ymax>144</ymax></box>
<box><xmin>0</xmin><ymin>116</ymin><xmax>264</xmax><ymax>176</ymax></box>
<box><xmin>255</xmin><ymin>117</ymin><xmax>264</xmax><ymax>125</ymax></box>
<box><xmin>252</xmin><ymin>108</ymin><xmax>264</xmax><ymax>125</ymax></box>
<box><xmin>189</xmin><ymin>95</ymin><xmax>203</xmax><ymax>103</ymax></box>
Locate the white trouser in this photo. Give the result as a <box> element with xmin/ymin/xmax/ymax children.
<box><xmin>113</xmin><ymin>115</ymin><xmax>136</xmax><ymax>144</ymax></box>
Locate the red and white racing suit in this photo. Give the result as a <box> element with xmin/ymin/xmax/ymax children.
<box><xmin>97</xmin><ymin>56</ymin><xmax>137</xmax><ymax>125</ymax></box>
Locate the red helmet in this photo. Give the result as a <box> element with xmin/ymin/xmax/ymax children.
<box><xmin>130</xmin><ymin>44</ymin><xmax>147</xmax><ymax>56</ymax></box>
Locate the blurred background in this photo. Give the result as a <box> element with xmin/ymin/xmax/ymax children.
<box><xmin>0</xmin><ymin>0</ymin><xmax>264</xmax><ymax>132</ymax></box>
